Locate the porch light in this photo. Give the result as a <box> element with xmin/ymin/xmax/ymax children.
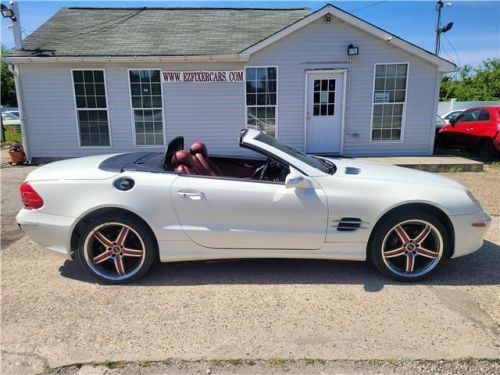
<box><xmin>1</xmin><ymin>4</ymin><xmax>16</xmax><ymax>21</ymax></box>
<box><xmin>347</xmin><ymin>44</ymin><xmax>359</xmax><ymax>56</ymax></box>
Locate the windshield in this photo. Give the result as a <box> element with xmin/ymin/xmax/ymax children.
<box><xmin>254</xmin><ymin>132</ymin><xmax>335</xmax><ymax>174</ymax></box>
<box><xmin>2</xmin><ymin>112</ymin><xmax>18</xmax><ymax>120</ymax></box>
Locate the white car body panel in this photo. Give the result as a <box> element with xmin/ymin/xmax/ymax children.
<box><xmin>171</xmin><ymin>174</ymin><xmax>328</xmax><ymax>249</ymax></box>
<box><xmin>17</xmin><ymin>129</ymin><xmax>490</xmax><ymax>266</ymax></box>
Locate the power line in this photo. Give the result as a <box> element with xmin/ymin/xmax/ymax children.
<box><xmin>440</xmin><ymin>43</ymin><xmax>456</xmax><ymax>65</ymax></box>
<box><xmin>443</xmin><ymin>33</ymin><xmax>462</xmax><ymax>68</ymax></box>
<box><xmin>351</xmin><ymin>1</ymin><xmax>387</xmax><ymax>12</ymax></box>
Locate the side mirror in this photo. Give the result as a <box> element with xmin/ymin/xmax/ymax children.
<box><xmin>285</xmin><ymin>173</ymin><xmax>313</xmax><ymax>189</ymax></box>
<box><xmin>449</xmin><ymin>118</ymin><xmax>456</xmax><ymax>126</ymax></box>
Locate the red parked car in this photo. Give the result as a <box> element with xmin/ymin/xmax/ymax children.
<box><xmin>437</xmin><ymin>105</ymin><xmax>500</xmax><ymax>161</ymax></box>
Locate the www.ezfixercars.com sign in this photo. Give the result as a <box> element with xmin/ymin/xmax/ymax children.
<box><xmin>161</xmin><ymin>70</ymin><xmax>245</xmax><ymax>83</ymax></box>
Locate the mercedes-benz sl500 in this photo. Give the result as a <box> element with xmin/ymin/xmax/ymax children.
<box><xmin>17</xmin><ymin>129</ymin><xmax>490</xmax><ymax>284</ymax></box>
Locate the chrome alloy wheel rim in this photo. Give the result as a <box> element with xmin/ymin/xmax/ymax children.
<box><xmin>84</xmin><ymin>222</ymin><xmax>146</xmax><ymax>281</ymax></box>
<box><xmin>381</xmin><ymin>220</ymin><xmax>443</xmax><ymax>278</ymax></box>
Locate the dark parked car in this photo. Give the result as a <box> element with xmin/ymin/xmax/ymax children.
<box><xmin>436</xmin><ymin>106</ymin><xmax>500</xmax><ymax>161</ymax></box>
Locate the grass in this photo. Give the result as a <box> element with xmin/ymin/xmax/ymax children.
<box><xmin>268</xmin><ymin>358</ymin><xmax>286</xmax><ymax>367</ymax></box>
<box><xmin>208</xmin><ymin>359</ymin><xmax>256</xmax><ymax>367</ymax></box>
<box><xmin>101</xmin><ymin>359</ymin><xmax>125</xmax><ymax>369</ymax></box>
<box><xmin>2</xmin><ymin>125</ymin><xmax>23</xmax><ymax>144</ymax></box>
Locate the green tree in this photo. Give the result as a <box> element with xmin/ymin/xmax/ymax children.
<box><xmin>1</xmin><ymin>45</ymin><xmax>17</xmax><ymax>107</ymax></box>
<box><xmin>440</xmin><ymin>58</ymin><xmax>500</xmax><ymax>101</ymax></box>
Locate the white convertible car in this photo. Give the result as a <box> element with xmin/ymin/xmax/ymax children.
<box><xmin>17</xmin><ymin>129</ymin><xmax>490</xmax><ymax>284</ymax></box>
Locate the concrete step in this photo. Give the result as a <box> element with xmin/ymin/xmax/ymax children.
<box><xmin>355</xmin><ymin>155</ymin><xmax>483</xmax><ymax>173</ymax></box>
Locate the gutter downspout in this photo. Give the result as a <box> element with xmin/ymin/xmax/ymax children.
<box><xmin>9</xmin><ymin>64</ymin><xmax>30</xmax><ymax>162</ymax></box>
<box><xmin>428</xmin><ymin>70</ymin><xmax>442</xmax><ymax>155</ymax></box>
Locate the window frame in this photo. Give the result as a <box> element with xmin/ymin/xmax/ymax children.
<box><xmin>71</xmin><ymin>69</ymin><xmax>112</xmax><ymax>148</ymax></box>
<box><xmin>477</xmin><ymin>109</ymin><xmax>491</xmax><ymax>122</ymax></box>
<box><xmin>369</xmin><ymin>62</ymin><xmax>410</xmax><ymax>144</ymax></box>
<box><xmin>127</xmin><ymin>68</ymin><xmax>166</xmax><ymax>147</ymax></box>
<box><xmin>456</xmin><ymin>109</ymin><xmax>480</xmax><ymax>124</ymax></box>
<box><xmin>244</xmin><ymin>65</ymin><xmax>279</xmax><ymax>138</ymax></box>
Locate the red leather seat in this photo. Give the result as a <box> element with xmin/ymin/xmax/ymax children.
<box><xmin>170</xmin><ymin>150</ymin><xmax>196</xmax><ymax>174</ymax></box>
<box><xmin>190</xmin><ymin>141</ymin><xmax>222</xmax><ymax>176</ymax></box>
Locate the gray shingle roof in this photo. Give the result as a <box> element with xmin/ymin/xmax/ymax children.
<box><xmin>10</xmin><ymin>7</ymin><xmax>310</xmax><ymax>57</ymax></box>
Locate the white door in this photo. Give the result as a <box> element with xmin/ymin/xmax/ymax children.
<box><xmin>306</xmin><ymin>72</ymin><xmax>344</xmax><ymax>153</ymax></box>
<box><xmin>171</xmin><ymin>175</ymin><xmax>328</xmax><ymax>250</ymax></box>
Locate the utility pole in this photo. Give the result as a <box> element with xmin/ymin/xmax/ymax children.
<box><xmin>435</xmin><ymin>1</ymin><xmax>454</xmax><ymax>55</ymax></box>
<box><xmin>1</xmin><ymin>1</ymin><xmax>23</xmax><ymax>49</ymax></box>
<box><xmin>9</xmin><ymin>1</ymin><xmax>23</xmax><ymax>49</ymax></box>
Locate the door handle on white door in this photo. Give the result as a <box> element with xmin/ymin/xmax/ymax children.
<box><xmin>177</xmin><ymin>190</ymin><xmax>205</xmax><ymax>200</ymax></box>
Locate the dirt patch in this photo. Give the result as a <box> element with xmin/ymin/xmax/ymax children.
<box><xmin>49</xmin><ymin>358</ymin><xmax>500</xmax><ymax>375</ymax></box>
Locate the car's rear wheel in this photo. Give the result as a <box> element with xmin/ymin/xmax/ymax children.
<box><xmin>480</xmin><ymin>139</ymin><xmax>497</xmax><ymax>161</ymax></box>
<box><xmin>78</xmin><ymin>213</ymin><xmax>157</xmax><ymax>284</ymax></box>
<box><xmin>369</xmin><ymin>210</ymin><xmax>450</xmax><ymax>282</ymax></box>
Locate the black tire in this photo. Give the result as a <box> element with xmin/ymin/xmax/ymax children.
<box><xmin>480</xmin><ymin>139</ymin><xmax>497</xmax><ymax>162</ymax></box>
<box><xmin>368</xmin><ymin>209</ymin><xmax>450</xmax><ymax>282</ymax></box>
<box><xmin>434</xmin><ymin>134</ymin><xmax>445</xmax><ymax>149</ymax></box>
<box><xmin>77</xmin><ymin>212</ymin><xmax>157</xmax><ymax>284</ymax></box>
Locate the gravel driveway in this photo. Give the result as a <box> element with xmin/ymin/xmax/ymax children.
<box><xmin>1</xmin><ymin>162</ymin><xmax>499</xmax><ymax>374</ymax></box>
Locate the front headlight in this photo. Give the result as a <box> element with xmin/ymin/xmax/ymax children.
<box><xmin>466</xmin><ymin>190</ymin><xmax>484</xmax><ymax>211</ymax></box>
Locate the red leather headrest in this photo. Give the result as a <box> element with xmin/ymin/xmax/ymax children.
<box><xmin>171</xmin><ymin>150</ymin><xmax>192</xmax><ymax>167</ymax></box>
<box><xmin>190</xmin><ymin>141</ymin><xmax>208</xmax><ymax>157</ymax></box>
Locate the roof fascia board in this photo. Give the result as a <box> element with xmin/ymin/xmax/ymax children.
<box><xmin>5</xmin><ymin>54</ymin><xmax>250</xmax><ymax>64</ymax></box>
<box><xmin>241</xmin><ymin>4</ymin><xmax>455</xmax><ymax>72</ymax></box>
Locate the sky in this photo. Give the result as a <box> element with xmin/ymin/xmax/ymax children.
<box><xmin>1</xmin><ymin>0</ymin><xmax>499</xmax><ymax>68</ymax></box>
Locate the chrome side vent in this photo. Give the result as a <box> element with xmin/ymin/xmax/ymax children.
<box><xmin>336</xmin><ymin>218</ymin><xmax>362</xmax><ymax>232</ymax></box>
<box><xmin>345</xmin><ymin>167</ymin><xmax>361</xmax><ymax>175</ymax></box>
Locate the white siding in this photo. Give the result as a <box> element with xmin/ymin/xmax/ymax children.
<box><xmin>20</xmin><ymin>62</ymin><xmax>247</xmax><ymax>158</ymax></box>
<box><xmin>161</xmin><ymin>63</ymin><xmax>246</xmax><ymax>155</ymax></box>
<box><xmin>249</xmin><ymin>17</ymin><xmax>439</xmax><ymax>156</ymax></box>
<box><xmin>18</xmin><ymin>17</ymin><xmax>440</xmax><ymax>158</ymax></box>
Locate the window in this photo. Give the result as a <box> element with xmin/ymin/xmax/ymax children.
<box><xmin>371</xmin><ymin>63</ymin><xmax>408</xmax><ymax>141</ymax></box>
<box><xmin>313</xmin><ymin>79</ymin><xmax>335</xmax><ymax>116</ymax></box>
<box><xmin>456</xmin><ymin>109</ymin><xmax>479</xmax><ymax>123</ymax></box>
<box><xmin>245</xmin><ymin>67</ymin><xmax>277</xmax><ymax>137</ymax></box>
<box><xmin>443</xmin><ymin>110</ymin><xmax>462</xmax><ymax>121</ymax></box>
<box><xmin>477</xmin><ymin>109</ymin><xmax>490</xmax><ymax>121</ymax></box>
<box><xmin>255</xmin><ymin>132</ymin><xmax>335</xmax><ymax>174</ymax></box>
<box><xmin>72</xmin><ymin>70</ymin><xmax>110</xmax><ymax>146</ymax></box>
<box><xmin>129</xmin><ymin>70</ymin><xmax>164</xmax><ymax>146</ymax></box>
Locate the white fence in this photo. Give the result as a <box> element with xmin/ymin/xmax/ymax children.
<box><xmin>438</xmin><ymin>99</ymin><xmax>500</xmax><ymax>115</ymax></box>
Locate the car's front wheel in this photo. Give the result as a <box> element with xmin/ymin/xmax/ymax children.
<box><xmin>369</xmin><ymin>209</ymin><xmax>450</xmax><ymax>282</ymax></box>
<box><xmin>78</xmin><ymin>213</ymin><xmax>157</xmax><ymax>284</ymax></box>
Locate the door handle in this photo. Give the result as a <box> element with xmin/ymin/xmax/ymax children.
<box><xmin>177</xmin><ymin>189</ymin><xmax>205</xmax><ymax>200</ymax></box>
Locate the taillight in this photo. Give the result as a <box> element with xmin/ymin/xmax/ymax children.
<box><xmin>20</xmin><ymin>182</ymin><xmax>44</xmax><ymax>209</ymax></box>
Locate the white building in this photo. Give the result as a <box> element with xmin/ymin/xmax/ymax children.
<box><xmin>6</xmin><ymin>4</ymin><xmax>455</xmax><ymax>161</ymax></box>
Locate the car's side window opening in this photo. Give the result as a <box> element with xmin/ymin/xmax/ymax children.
<box><xmin>167</xmin><ymin>139</ymin><xmax>290</xmax><ymax>183</ymax></box>
<box><xmin>456</xmin><ymin>109</ymin><xmax>479</xmax><ymax>123</ymax></box>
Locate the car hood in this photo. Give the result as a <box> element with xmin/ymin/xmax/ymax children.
<box><xmin>26</xmin><ymin>154</ymin><xmax>121</xmax><ymax>181</ymax></box>
<box><xmin>324</xmin><ymin>158</ymin><xmax>466</xmax><ymax>190</ymax></box>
